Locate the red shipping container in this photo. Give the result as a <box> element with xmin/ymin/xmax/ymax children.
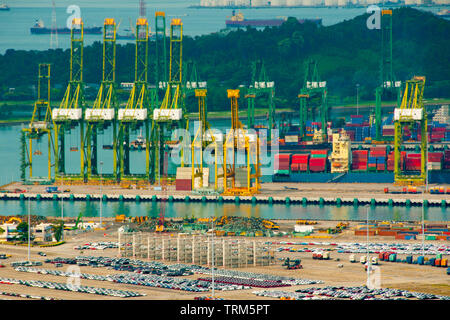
<box><xmin>292</xmin><ymin>154</ymin><xmax>309</xmax><ymax>164</ymax></box>
<box><xmin>176</xmin><ymin>179</ymin><xmax>192</xmax><ymax>191</ymax></box>
<box><xmin>298</xmin><ymin>163</ymin><xmax>308</xmax><ymax>171</ymax></box>
<box><xmin>310</xmin><ymin>150</ymin><xmax>328</xmax><ymax>155</ymax></box>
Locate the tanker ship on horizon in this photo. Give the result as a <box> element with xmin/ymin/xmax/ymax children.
<box><xmin>30</xmin><ymin>19</ymin><xmax>102</xmax><ymax>35</ymax></box>
<box><xmin>225</xmin><ymin>10</ymin><xmax>322</xmax><ymax>28</ymax></box>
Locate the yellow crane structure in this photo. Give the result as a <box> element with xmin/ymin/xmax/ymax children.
<box><xmin>222</xmin><ymin>89</ymin><xmax>261</xmax><ymax>196</ymax></box>
<box><xmin>191</xmin><ymin>89</ymin><xmax>221</xmax><ymax>191</ymax></box>
<box><xmin>152</xmin><ymin>18</ymin><xmax>186</xmax><ymax>183</ymax></box>
<box><xmin>52</xmin><ymin>18</ymin><xmax>85</xmax><ymax>182</ymax></box>
<box><xmin>84</xmin><ymin>18</ymin><xmax>118</xmax><ymax>181</ymax></box>
<box><xmin>117</xmin><ymin>18</ymin><xmax>151</xmax><ymax>182</ymax></box>
<box><xmin>21</xmin><ymin>63</ymin><xmax>54</xmax><ymax>181</ymax></box>
<box><xmin>393</xmin><ymin>76</ymin><xmax>427</xmax><ymax>186</ymax></box>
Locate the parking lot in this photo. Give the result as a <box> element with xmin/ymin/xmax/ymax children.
<box><xmin>0</xmin><ymin>223</ymin><xmax>449</xmax><ymax>300</ymax></box>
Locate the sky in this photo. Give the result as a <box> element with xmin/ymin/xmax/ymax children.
<box><xmin>3</xmin><ymin>0</ymin><xmax>197</xmax><ymax>8</ymax></box>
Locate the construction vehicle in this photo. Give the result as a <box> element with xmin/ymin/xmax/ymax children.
<box><xmin>313</xmin><ymin>252</ymin><xmax>330</xmax><ymax>260</ymax></box>
<box><xmin>262</xmin><ymin>219</ymin><xmax>280</xmax><ymax>230</ymax></box>
<box><xmin>282</xmin><ymin>258</ymin><xmax>302</xmax><ymax>270</ymax></box>
<box><xmin>296</xmin><ymin>220</ymin><xmax>317</xmax><ymax>225</ymax></box>
<box><xmin>115</xmin><ymin>214</ymin><xmax>126</xmax><ymax>223</ymax></box>
<box><xmin>215</xmin><ymin>216</ymin><xmax>228</xmax><ymax>227</ymax></box>
<box><xmin>45</xmin><ymin>186</ymin><xmax>59</xmax><ymax>193</ymax></box>
<box><xmin>70</xmin><ymin>212</ymin><xmax>83</xmax><ymax>230</ymax></box>
<box><xmin>336</xmin><ymin>222</ymin><xmax>349</xmax><ymax>229</ymax></box>
<box><xmin>6</xmin><ymin>217</ymin><xmax>22</xmax><ymax>224</ymax></box>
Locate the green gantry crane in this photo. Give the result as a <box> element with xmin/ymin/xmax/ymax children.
<box><xmin>152</xmin><ymin>18</ymin><xmax>186</xmax><ymax>184</ymax></box>
<box><xmin>21</xmin><ymin>63</ymin><xmax>55</xmax><ymax>182</ymax></box>
<box><xmin>153</xmin><ymin>11</ymin><xmax>168</xmax><ymax>110</ymax></box>
<box><xmin>245</xmin><ymin>60</ymin><xmax>275</xmax><ymax>142</ymax></box>
<box><xmin>298</xmin><ymin>59</ymin><xmax>328</xmax><ymax>141</ymax></box>
<box><xmin>117</xmin><ymin>18</ymin><xmax>151</xmax><ymax>182</ymax></box>
<box><xmin>83</xmin><ymin>18</ymin><xmax>118</xmax><ymax>181</ymax></box>
<box><xmin>52</xmin><ymin>18</ymin><xmax>85</xmax><ymax>183</ymax></box>
<box><xmin>374</xmin><ymin>8</ymin><xmax>402</xmax><ymax>141</ymax></box>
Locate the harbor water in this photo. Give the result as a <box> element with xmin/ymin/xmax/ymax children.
<box><xmin>0</xmin><ymin>1</ymin><xmax>446</xmax><ymax>53</ymax></box>
<box><xmin>0</xmin><ymin>199</ymin><xmax>447</xmax><ymax>221</ymax></box>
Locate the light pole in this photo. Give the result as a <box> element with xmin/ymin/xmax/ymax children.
<box><xmin>211</xmin><ymin>216</ymin><xmax>215</xmax><ymax>299</ymax></box>
<box><xmin>366</xmin><ymin>205</ymin><xmax>371</xmax><ymax>287</ymax></box>
<box><xmin>60</xmin><ymin>173</ymin><xmax>64</xmax><ymax>241</ymax></box>
<box><xmin>27</xmin><ymin>195</ymin><xmax>31</xmax><ymax>263</ymax></box>
<box><xmin>356</xmin><ymin>84</ymin><xmax>360</xmax><ymax>116</ymax></box>
<box><xmin>100</xmin><ymin>161</ymin><xmax>103</xmax><ymax>227</ymax></box>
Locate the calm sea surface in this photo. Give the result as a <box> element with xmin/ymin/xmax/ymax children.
<box><xmin>0</xmin><ymin>1</ymin><xmax>446</xmax><ymax>53</ymax></box>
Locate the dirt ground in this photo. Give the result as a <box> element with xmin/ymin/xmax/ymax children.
<box><xmin>5</xmin><ymin>181</ymin><xmax>450</xmax><ymax>201</ymax></box>
<box><xmin>0</xmin><ymin>221</ymin><xmax>448</xmax><ymax>300</ymax></box>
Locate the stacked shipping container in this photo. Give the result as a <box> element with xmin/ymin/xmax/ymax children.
<box><xmin>275</xmin><ymin>153</ymin><xmax>291</xmax><ymax>174</ymax></box>
<box><xmin>309</xmin><ymin>150</ymin><xmax>327</xmax><ymax>172</ymax></box>
<box><xmin>405</xmin><ymin>153</ymin><xmax>421</xmax><ymax>171</ymax></box>
<box><xmin>290</xmin><ymin>154</ymin><xmax>309</xmax><ymax>172</ymax></box>
<box><xmin>351</xmin><ymin>150</ymin><xmax>368</xmax><ymax>171</ymax></box>
<box><xmin>369</xmin><ymin>146</ymin><xmax>387</xmax><ymax>171</ymax></box>
<box><xmin>428</xmin><ymin>152</ymin><xmax>443</xmax><ymax>171</ymax></box>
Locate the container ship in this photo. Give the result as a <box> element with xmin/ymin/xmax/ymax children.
<box><xmin>436</xmin><ymin>9</ymin><xmax>450</xmax><ymax>18</ymax></box>
<box><xmin>225</xmin><ymin>10</ymin><xmax>322</xmax><ymax>28</ymax></box>
<box><xmin>270</xmin><ymin>110</ymin><xmax>450</xmax><ymax>184</ymax></box>
<box><xmin>30</xmin><ymin>20</ymin><xmax>102</xmax><ymax>35</ymax></box>
<box><xmin>0</xmin><ymin>3</ymin><xmax>10</xmax><ymax>11</ymax></box>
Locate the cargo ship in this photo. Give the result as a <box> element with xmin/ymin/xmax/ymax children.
<box><xmin>0</xmin><ymin>3</ymin><xmax>10</xmax><ymax>11</ymax></box>
<box><xmin>30</xmin><ymin>19</ymin><xmax>102</xmax><ymax>35</ymax></box>
<box><xmin>271</xmin><ymin>113</ymin><xmax>450</xmax><ymax>184</ymax></box>
<box><xmin>225</xmin><ymin>10</ymin><xmax>322</xmax><ymax>29</ymax></box>
<box><xmin>436</xmin><ymin>9</ymin><xmax>450</xmax><ymax>18</ymax></box>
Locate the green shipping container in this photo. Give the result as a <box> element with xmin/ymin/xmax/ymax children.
<box><xmin>426</xmin><ymin>235</ymin><xmax>437</xmax><ymax>240</ymax></box>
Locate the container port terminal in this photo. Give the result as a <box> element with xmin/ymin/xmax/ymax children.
<box><xmin>0</xmin><ymin>5</ymin><xmax>448</xmax><ymax>302</ymax></box>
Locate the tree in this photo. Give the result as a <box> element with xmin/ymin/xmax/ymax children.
<box><xmin>52</xmin><ymin>221</ymin><xmax>64</xmax><ymax>242</ymax></box>
<box><xmin>0</xmin><ymin>227</ymin><xmax>4</xmax><ymax>234</ymax></box>
<box><xmin>15</xmin><ymin>222</ymin><xmax>29</xmax><ymax>242</ymax></box>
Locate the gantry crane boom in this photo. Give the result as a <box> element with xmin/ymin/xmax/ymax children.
<box><xmin>84</xmin><ymin>18</ymin><xmax>118</xmax><ymax>181</ymax></box>
<box><xmin>21</xmin><ymin>63</ymin><xmax>55</xmax><ymax>181</ymax></box>
<box><xmin>393</xmin><ymin>76</ymin><xmax>427</xmax><ymax>185</ymax></box>
<box><xmin>222</xmin><ymin>89</ymin><xmax>260</xmax><ymax>196</ymax></box>
<box><xmin>52</xmin><ymin>18</ymin><xmax>85</xmax><ymax>182</ymax></box>
<box><xmin>374</xmin><ymin>9</ymin><xmax>402</xmax><ymax>141</ymax></box>
<box><xmin>152</xmin><ymin>18</ymin><xmax>185</xmax><ymax>184</ymax></box>
<box><xmin>298</xmin><ymin>60</ymin><xmax>328</xmax><ymax>141</ymax></box>
<box><xmin>117</xmin><ymin>18</ymin><xmax>151</xmax><ymax>182</ymax></box>
<box><xmin>245</xmin><ymin>60</ymin><xmax>275</xmax><ymax>140</ymax></box>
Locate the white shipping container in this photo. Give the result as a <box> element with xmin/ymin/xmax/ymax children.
<box><xmin>118</xmin><ymin>109</ymin><xmax>148</xmax><ymax>121</ymax></box>
<box><xmin>427</xmin><ymin>162</ymin><xmax>442</xmax><ymax>170</ymax></box>
<box><xmin>153</xmin><ymin>108</ymin><xmax>182</xmax><ymax>121</ymax></box>
<box><xmin>52</xmin><ymin>108</ymin><xmax>83</xmax><ymax>121</ymax></box>
<box><xmin>394</xmin><ymin>108</ymin><xmax>423</xmax><ymax>121</ymax></box>
<box><xmin>85</xmin><ymin>109</ymin><xmax>115</xmax><ymax>121</ymax></box>
<box><xmin>294</xmin><ymin>225</ymin><xmax>314</xmax><ymax>233</ymax></box>
<box><xmin>285</xmin><ymin>135</ymin><xmax>299</xmax><ymax>143</ymax></box>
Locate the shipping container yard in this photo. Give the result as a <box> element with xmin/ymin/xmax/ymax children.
<box><xmin>0</xmin><ymin>1</ymin><xmax>448</xmax><ymax>306</ymax></box>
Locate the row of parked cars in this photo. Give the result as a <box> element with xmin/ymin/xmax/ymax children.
<box><xmin>0</xmin><ymin>291</ymin><xmax>57</xmax><ymax>300</ymax></box>
<box><xmin>294</xmin><ymin>286</ymin><xmax>450</xmax><ymax>300</ymax></box>
<box><xmin>191</xmin><ymin>265</ymin><xmax>323</xmax><ymax>286</ymax></box>
<box><xmin>73</xmin><ymin>242</ymin><xmax>118</xmax><ymax>250</ymax></box>
<box><xmin>272</xmin><ymin>241</ymin><xmax>450</xmax><ymax>256</ymax></box>
<box><xmin>108</xmin><ymin>273</ymin><xmax>250</xmax><ymax>292</ymax></box>
<box><xmin>0</xmin><ymin>277</ymin><xmax>144</xmax><ymax>298</ymax></box>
